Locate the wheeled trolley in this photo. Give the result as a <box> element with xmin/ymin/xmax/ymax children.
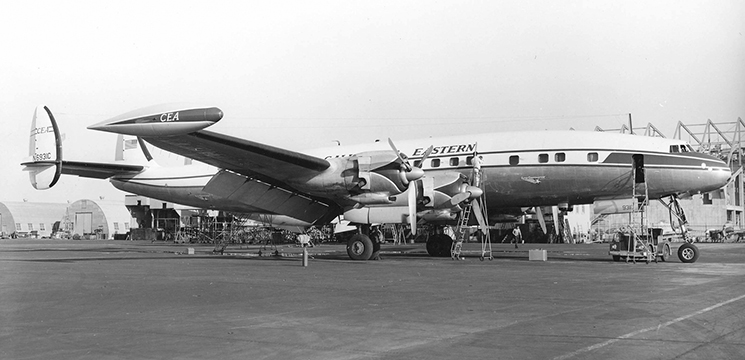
<box><xmin>609</xmin><ymin>229</ymin><xmax>672</xmax><ymax>263</ymax></box>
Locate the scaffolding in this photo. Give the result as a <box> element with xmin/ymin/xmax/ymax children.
<box><xmin>673</xmin><ymin>117</ymin><xmax>745</xmax><ymax>169</ymax></box>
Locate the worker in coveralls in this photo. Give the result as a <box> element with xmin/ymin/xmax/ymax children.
<box><xmin>370</xmin><ymin>226</ymin><xmax>384</xmax><ymax>260</ymax></box>
<box><xmin>512</xmin><ymin>226</ymin><xmax>522</xmax><ymax>249</ymax></box>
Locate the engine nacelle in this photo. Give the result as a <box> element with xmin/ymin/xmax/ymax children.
<box><xmin>302</xmin><ymin>150</ymin><xmax>412</xmax><ymax>202</ymax></box>
<box><xmin>421</xmin><ymin>171</ymin><xmax>473</xmax><ymax>209</ymax></box>
<box><xmin>344</xmin><ymin>206</ymin><xmax>410</xmax><ymax>224</ymax></box>
<box><xmin>352</xmin><ymin>150</ymin><xmax>410</xmax><ymax>194</ymax></box>
<box><xmin>87</xmin><ymin>104</ymin><xmax>223</xmax><ymax>136</ymax></box>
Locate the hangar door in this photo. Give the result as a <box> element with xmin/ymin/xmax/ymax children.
<box><xmin>74</xmin><ymin>212</ymin><xmax>93</xmax><ymax>235</ymax></box>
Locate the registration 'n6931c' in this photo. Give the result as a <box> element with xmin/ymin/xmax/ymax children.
<box><xmin>34</xmin><ymin>152</ymin><xmax>53</xmax><ymax>161</ymax></box>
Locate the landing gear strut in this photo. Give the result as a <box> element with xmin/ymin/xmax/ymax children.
<box><xmin>658</xmin><ymin>195</ymin><xmax>700</xmax><ymax>263</ymax></box>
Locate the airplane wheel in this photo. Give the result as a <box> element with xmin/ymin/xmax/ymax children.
<box><xmin>426</xmin><ymin>234</ymin><xmax>453</xmax><ymax>257</ymax></box>
<box><xmin>677</xmin><ymin>243</ymin><xmax>699</xmax><ymax>263</ymax></box>
<box><xmin>659</xmin><ymin>243</ymin><xmax>671</xmax><ymax>262</ymax></box>
<box><xmin>612</xmin><ymin>255</ymin><xmax>621</xmax><ymax>262</ymax></box>
<box><xmin>347</xmin><ymin>234</ymin><xmax>373</xmax><ymax>260</ymax></box>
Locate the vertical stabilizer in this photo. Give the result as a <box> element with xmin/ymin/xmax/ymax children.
<box><xmin>23</xmin><ymin>106</ymin><xmax>63</xmax><ymax>190</ymax></box>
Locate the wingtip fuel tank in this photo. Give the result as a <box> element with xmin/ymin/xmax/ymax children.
<box><xmin>87</xmin><ymin>104</ymin><xmax>223</xmax><ymax>136</ymax></box>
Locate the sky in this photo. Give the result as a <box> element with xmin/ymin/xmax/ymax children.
<box><xmin>1</xmin><ymin>0</ymin><xmax>743</xmax><ymax>204</ymax></box>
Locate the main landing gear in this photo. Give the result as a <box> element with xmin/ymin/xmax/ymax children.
<box><xmin>345</xmin><ymin>225</ymin><xmax>382</xmax><ymax>260</ymax></box>
<box><xmin>426</xmin><ymin>233</ymin><xmax>453</xmax><ymax>257</ymax></box>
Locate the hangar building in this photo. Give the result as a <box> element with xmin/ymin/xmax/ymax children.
<box><xmin>0</xmin><ymin>199</ymin><xmax>131</xmax><ymax>239</ymax></box>
<box><xmin>0</xmin><ymin>201</ymin><xmax>68</xmax><ymax>238</ymax></box>
<box><xmin>62</xmin><ymin>199</ymin><xmax>132</xmax><ymax>239</ymax></box>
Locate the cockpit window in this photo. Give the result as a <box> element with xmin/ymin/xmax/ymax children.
<box><xmin>680</xmin><ymin>145</ymin><xmax>689</xmax><ymax>152</ymax></box>
<box><xmin>669</xmin><ymin>145</ymin><xmax>680</xmax><ymax>153</ymax></box>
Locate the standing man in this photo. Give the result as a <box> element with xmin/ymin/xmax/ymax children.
<box><xmin>512</xmin><ymin>226</ymin><xmax>522</xmax><ymax>249</ymax></box>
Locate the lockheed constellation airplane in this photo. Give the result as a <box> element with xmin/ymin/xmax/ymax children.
<box><xmin>23</xmin><ymin>105</ymin><xmax>731</xmax><ymax>262</ymax></box>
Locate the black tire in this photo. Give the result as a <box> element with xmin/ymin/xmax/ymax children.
<box><xmin>426</xmin><ymin>234</ymin><xmax>453</xmax><ymax>257</ymax></box>
<box><xmin>677</xmin><ymin>243</ymin><xmax>699</xmax><ymax>263</ymax></box>
<box><xmin>659</xmin><ymin>243</ymin><xmax>671</xmax><ymax>262</ymax></box>
<box><xmin>612</xmin><ymin>255</ymin><xmax>621</xmax><ymax>262</ymax></box>
<box><xmin>347</xmin><ymin>234</ymin><xmax>373</xmax><ymax>260</ymax></box>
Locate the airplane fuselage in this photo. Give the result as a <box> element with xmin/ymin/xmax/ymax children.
<box><xmin>108</xmin><ymin>130</ymin><xmax>731</xmax><ymax>225</ymax></box>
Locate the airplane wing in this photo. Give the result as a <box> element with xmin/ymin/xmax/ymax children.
<box><xmin>142</xmin><ymin>130</ymin><xmax>330</xmax><ymax>183</ymax></box>
<box><xmin>142</xmin><ymin>132</ymin><xmax>340</xmax><ymax>224</ymax></box>
<box><xmin>85</xmin><ymin>104</ymin><xmax>331</xmax><ymax>183</ymax></box>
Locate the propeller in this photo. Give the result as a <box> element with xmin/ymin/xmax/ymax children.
<box><xmin>471</xmin><ymin>198</ymin><xmax>488</xmax><ymax>233</ymax></box>
<box><xmin>449</xmin><ymin>185</ymin><xmax>483</xmax><ymax>207</ymax></box>
<box><xmin>387</xmin><ymin>139</ymin><xmax>432</xmax><ymax>235</ymax></box>
<box><xmin>552</xmin><ymin>206</ymin><xmax>561</xmax><ymax>236</ymax></box>
<box><xmin>536</xmin><ymin>206</ymin><xmax>548</xmax><ymax>234</ymax></box>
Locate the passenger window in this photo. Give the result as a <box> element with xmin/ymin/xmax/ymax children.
<box><xmin>449</xmin><ymin>157</ymin><xmax>459</xmax><ymax>166</ymax></box>
<box><xmin>466</xmin><ymin>156</ymin><xmax>473</xmax><ymax>165</ymax></box>
<box><xmin>413</xmin><ymin>160</ymin><xmax>422</xmax><ymax>168</ymax></box>
<box><xmin>509</xmin><ymin>155</ymin><xmax>519</xmax><ymax>166</ymax></box>
<box><xmin>587</xmin><ymin>152</ymin><xmax>598</xmax><ymax>162</ymax></box>
<box><xmin>431</xmin><ymin>159</ymin><xmax>440</xmax><ymax>168</ymax></box>
<box><xmin>555</xmin><ymin>153</ymin><xmax>566</xmax><ymax>162</ymax></box>
<box><xmin>538</xmin><ymin>154</ymin><xmax>549</xmax><ymax>163</ymax></box>
<box><xmin>670</xmin><ymin>145</ymin><xmax>679</xmax><ymax>153</ymax></box>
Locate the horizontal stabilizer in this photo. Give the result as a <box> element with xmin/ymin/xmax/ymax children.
<box><xmin>58</xmin><ymin>161</ymin><xmax>144</xmax><ymax>179</ymax></box>
<box><xmin>22</xmin><ymin>157</ymin><xmax>145</xmax><ymax>181</ymax></box>
<box><xmin>22</xmin><ymin>106</ymin><xmax>146</xmax><ymax>188</ymax></box>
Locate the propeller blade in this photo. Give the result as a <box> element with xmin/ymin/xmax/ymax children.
<box><xmin>419</xmin><ymin>145</ymin><xmax>434</xmax><ymax>166</ymax></box>
<box><xmin>536</xmin><ymin>206</ymin><xmax>548</xmax><ymax>234</ymax></box>
<box><xmin>472</xmin><ymin>199</ymin><xmax>488</xmax><ymax>233</ymax></box>
<box><xmin>387</xmin><ymin>138</ymin><xmax>411</xmax><ymax>171</ymax></box>
<box><xmin>408</xmin><ymin>181</ymin><xmax>417</xmax><ymax>235</ymax></box>
<box><xmin>449</xmin><ymin>192</ymin><xmax>470</xmax><ymax>207</ymax></box>
<box><xmin>552</xmin><ymin>206</ymin><xmax>561</xmax><ymax>235</ymax></box>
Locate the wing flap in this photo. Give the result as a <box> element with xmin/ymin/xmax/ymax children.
<box><xmin>203</xmin><ymin>170</ymin><xmax>332</xmax><ymax>224</ymax></box>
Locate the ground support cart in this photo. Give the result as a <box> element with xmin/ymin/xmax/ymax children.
<box><xmin>609</xmin><ymin>231</ymin><xmax>672</xmax><ymax>263</ymax></box>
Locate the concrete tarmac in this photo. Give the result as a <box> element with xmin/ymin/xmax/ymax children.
<box><xmin>2</xmin><ymin>239</ymin><xmax>744</xmax><ymax>359</ymax></box>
